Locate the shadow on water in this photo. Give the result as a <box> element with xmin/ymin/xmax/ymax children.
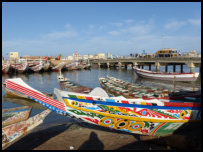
<box><xmin>78</xmin><ymin>132</ymin><xmax>104</xmax><ymax>150</ymax></box>
<box><xmin>5</xmin><ymin>122</ymin><xmax>74</xmax><ymax>150</ymax></box>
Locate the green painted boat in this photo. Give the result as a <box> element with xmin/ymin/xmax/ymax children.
<box><xmin>99</xmin><ymin>76</ymin><xmax>201</xmax><ymax>101</ymax></box>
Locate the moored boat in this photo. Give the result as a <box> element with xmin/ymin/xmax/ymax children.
<box><xmin>2</xmin><ymin>81</ymin><xmax>53</xmax><ymax>100</ymax></box>
<box><xmin>2</xmin><ymin>106</ymin><xmax>32</xmax><ymax>127</ymax></box>
<box><xmin>134</xmin><ymin>67</ymin><xmax>199</xmax><ymax>82</ymax></box>
<box><xmin>2</xmin><ymin>108</ymin><xmax>51</xmax><ymax>150</ymax></box>
<box><xmin>42</xmin><ymin>61</ymin><xmax>50</xmax><ymax>71</ymax></box>
<box><xmin>29</xmin><ymin>61</ymin><xmax>43</xmax><ymax>72</ymax></box>
<box><xmin>4</xmin><ymin>78</ymin><xmax>201</xmax><ymax>137</ymax></box>
<box><xmin>2</xmin><ymin>62</ymin><xmax>11</xmax><ymax>74</ymax></box>
<box><xmin>11</xmin><ymin>61</ymin><xmax>29</xmax><ymax>73</ymax></box>
<box><xmin>57</xmin><ymin>73</ymin><xmax>92</xmax><ymax>94</ymax></box>
<box><xmin>52</xmin><ymin>62</ymin><xmax>66</xmax><ymax>72</ymax></box>
<box><xmin>99</xmin><ymin>76</ymin><xmax>201</xmax><ymax>101</ymax></box>
<box><xmin>84</xmin><ymin>63</ymin><xmax>91</xmax><ymax>70</ymax></box>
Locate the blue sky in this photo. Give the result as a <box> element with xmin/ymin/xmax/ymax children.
<box><xmin>2</xmin><ymin>2</ymin><xmax>201</xmax><ymax>57</ymax></box>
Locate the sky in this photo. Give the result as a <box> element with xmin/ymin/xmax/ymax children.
<box><xmin>2</xmin><ymin>2</ymin><xmax>201</xmax><ymax>57</ymax></box>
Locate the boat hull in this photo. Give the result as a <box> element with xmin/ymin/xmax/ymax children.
<box><xmin>4</xmin><ymin>78</ymin><xmax>201</xmax><ymax>137</ymax></box>
<box><xmin>2</xmin><ymin>106</ymin><xmax>32</xmax><ymax>127</ymax></box>
<box><xmin>134</xmin><ymin>67</ymin><xmax>199</xmax><ymax>82</ymax></box>
<box><xmin>2</xmin><ymin>109</ymin><xmax>51</xmax><ymax>150</ymax></box>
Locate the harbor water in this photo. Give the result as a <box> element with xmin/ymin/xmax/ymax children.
<box><xmin>2</xmin><ymin>66</ymin><xmax>201</xmax><ymax>128</ymax></box>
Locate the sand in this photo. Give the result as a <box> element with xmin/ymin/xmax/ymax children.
<box><xmin>5</xmin><ymin>120</ymin><xmax>201</xmax><ymax>151</ymax></box>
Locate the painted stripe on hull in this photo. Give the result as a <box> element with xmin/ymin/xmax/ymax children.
<box><xmin>63</xmin><ymin>97</ymin><xmax>201</xmax><ymax>110</ymax></box>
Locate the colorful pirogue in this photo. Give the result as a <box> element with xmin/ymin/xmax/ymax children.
<box><xmin>2</xmin><ymin>106</ymin><xmax>32</xmax><ymax>127</ymax></box>
<box><xmin>42</xmin><ymin>61</ymin><xmax>50</xmax><ymax>71</ymax></box>
<box><xmin>5</xmin><ymin>78</ymin><xmax>201</xmax><ymax>137</ymax></box>
<box><xmin>2</xmin><ymin>82</ymin><xmax>53</xmax><ymax>100</ymax></box>
<box><xmin>57</xmin><ymin>74</ymin><xmax>92</xmax><ymax>94</ymax></box>
<box><xmin>2</xmin><ymin>62</ymin><xmax>11</xmax><ymax>74</ymax></box>
<box><xmin>11</xmin><ymin>62</ymin><xmax>29</xmax><ymax>73</ymax></box>
<box><xmin>29</xmin><ymin>61</ymin><xmax>43</xmax><ymax>72</ymax></box>
<box><xmin>134</xmin><ymin>67</ymin><xmax>200</xmax><ymax>82</ymax></box>
<box><xmin>2</xmin><ymin>106</ymin><xmax>51</xmax><ymax>150</ymax></box>
<box><xmin>52</xmin><ymin>62</ymin><xmax>66</xmax><ymax>72</ymax></box>
<box><xmin>99</xmin><ymin>76</ymin><xmax>201</xmax><ymax>101</ymax></box>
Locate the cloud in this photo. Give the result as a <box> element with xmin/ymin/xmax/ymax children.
<box><xmin>89</xmin><ymin>24</ymin><xmax>95</xmax><ymax>29</ymax></box>
<box><xmin>64</xmin><ymin>24</ymin><xmax>71</xmax><ymax>29</ymax></box>
<box><xmin>42</xmin><ymin>24</ymin><xmax>78</xmax><ymax>39</ymax></box>
<box><xmin>125</xmin><ymin>19</ymin><xmax>134</xmax><ymax>23</ymax></box>
<box><xmin>164</xmin><ymin>20</ymin><xmax>186</xmax><ymax>30</ymax></box>
<box><xmin>188</xmin><ymin>18</ymin><xmax>201</xmax><ymax>26</ymax></box>
<box><xmin>108</xmin><ymin>30</ymin><xmax>121</xmax><ymax>36</ymax></box>
<box><xmin>42</xmin><ymin>30</ymin><xmax>78</xmax><ymax>39</ymax></box>
<box><xmin>128</xmin><ymin>24</ymin><xmax>152</xmax><ymax>35</ymax></box>
<box><xmin>108</xmin><ymin>19</ymin><xmax>153</xmax><ymax>36</ymax></box>
<box><xmin>111</xmin><ymin>22</ymin><xmax>123</xmax><ymax>27</ymax></box>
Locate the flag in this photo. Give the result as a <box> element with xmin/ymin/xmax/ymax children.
<box><xmin>45</xmin><ymin>56</ymin><xmax>48</xmax><ymax>61</ymax></box>
<box><xmin>57</xmin><ymin>54</ymin><xmax>60</xmax><ymax>60</ymax></box>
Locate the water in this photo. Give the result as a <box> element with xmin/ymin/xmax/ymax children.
<box><xmin>2</xmin><ymin>67</ymin><xmax>201</xmax><ymax>127</ymax></box>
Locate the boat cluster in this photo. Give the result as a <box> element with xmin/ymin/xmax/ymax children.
<box><xmin>2</xmin><ymin>60</ymin><xmax>91</xmax><ymax>74</ymax></box>
<box><xmin>98</xmin><ymin>76</ymin><xmax>200</xmax><ymax>101</ymax></box>
<box><xmin>2</xmin><ymin>74</ymin><xmax>201</xmax><ymax>149</ymax></box>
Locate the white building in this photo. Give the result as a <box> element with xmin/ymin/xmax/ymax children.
<box><xmin>106</xmin><ymin>52</ymin><xmax>113</xmax><ymax>59</ymax></box>
<box><xmin>96</xmin><ymin>53</ymin><xmax>105</xmax><ymax>59</ymax></box>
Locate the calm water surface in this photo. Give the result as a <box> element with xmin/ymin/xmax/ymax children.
<box><xmin>2</xmin><ymin>67</ymin><xmax>201</xmax><ymax>127</ymax></box>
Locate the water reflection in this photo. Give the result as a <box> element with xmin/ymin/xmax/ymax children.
<box><xmin>3</xmin><ymin>95</ymin><xmax>46</xmax><ymax>110</ymax></box>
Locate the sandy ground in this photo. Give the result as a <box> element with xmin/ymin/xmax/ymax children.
<box><xmin>5</xmin><ymin>120</ymin><xmax>201</xmax><ymax>151</ymax></box>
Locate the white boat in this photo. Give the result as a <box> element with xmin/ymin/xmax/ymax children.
<box><xmin>134</xmin><ymin>67</ymin><xmax>199</xmax><ymax>82</ymax></box>
<box><xmin>11</xmin><ymin>60</ymin><xmax>29</xmax><ymax>73</ymax></box>
<box><xmin>29</xmin><ymin>61</ymin><xmax>43</xmax><ymax>72</ymax></box>
<box><xmin>42</xmin><ymin>61</ymin><xmax>50</xmax><ymax>71</ymax></box>
<box><xmin>52</xmin><ymin>62</ymin><xmax>66</xmax><ymax>72</ymax></box>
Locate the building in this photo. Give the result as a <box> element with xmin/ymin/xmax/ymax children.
<box><xmin>9</xmin><ymin>52</ymin><xmax>19</xmax><ymax>60</ymax></box>
<box><xmin>88</xmin><ymin>54</ymin><xmax>94</xmax><ymax>59</ymax></box>
<box><xmin>72</xmin><ymin>51</ymin><xmax>82</xmax><ymax>60</ymax></box>
<box><xmin>106</xmin><ymin>52</ymin><xmax>113</xmax><ymax>59</ymax></box>
<box><xmin>96</xmin><ymin>53</ymin><xmax>105</xmax><ymax>59</ymax></box>
<box><xmin>66</xmin><ymin>56</ymin><xmax>74</xmax><ymax>60</ymax></box>
<box><xmin>188</xmin><ymin>50</ymin><xmax>198</xmax><ymax>57</ymax></box>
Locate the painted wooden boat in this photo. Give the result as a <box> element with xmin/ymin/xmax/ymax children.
<box><xmin>2</xmin><ymin>109</ymin><xmax>51</xmax><ymax>150</ymax></box>
<box><xmin>5</xmin><ymin>78</ymin><xmax>201</xmax><ymax>137</ymax></box>
<box><xmin>84</xmin><ymin>64</ymin><xmax>91</xmax><ymax>70</ymax></box>
<box><xmin>42</xmin><ymin>62</ymin><xmax>50</xmax><ymax>71</ymax></box>
<box><xmin>72</xmin><ymin>62</ymin><xmax>84</xmax><ymax>70</ymax></box>
<box><xmin>57</xmin><ymin>74</ymin><xmax>92</xmax><ymax>94</ymax></box>
<box><xmin>2</xmin><ymin>106</ymin><xmax>32</xmax><ymax>127</ymax></box>
<box><xmin>134</xmin><ymin>67</ymin><xmax>199</xmax><ymax>82</ymax></box>
<box><xmin>11</xmin><ymin>62</ymin><xmax>29</xmax><ymax>73</ymax></box>
<box><xmin>64</xmin><ymin>63</ymin><xmax>75</xmax><ymax>71</ymax></box>
<box><xmin>2</xmin><ymin>62</ymin><xmax>11</xmax><ymax>74</ymax></box>
<box><xmin>99</xmin><ymin>76</ymin><xmax>201</xmax><ymax>101</ymax></box>
<box><xmin>52</xmin><ymin>62</ymin><xmax>66</xmax><ymax>72</ymax></box>
<box><xmin>2</xmin><ymin>82</ymin><xmax>53</xmax><ymax>100</ymax></box>
<box><xmin>29</xmin><ymin>61</ymin><xmax>43</xmax><ymax>72</ymax></box>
